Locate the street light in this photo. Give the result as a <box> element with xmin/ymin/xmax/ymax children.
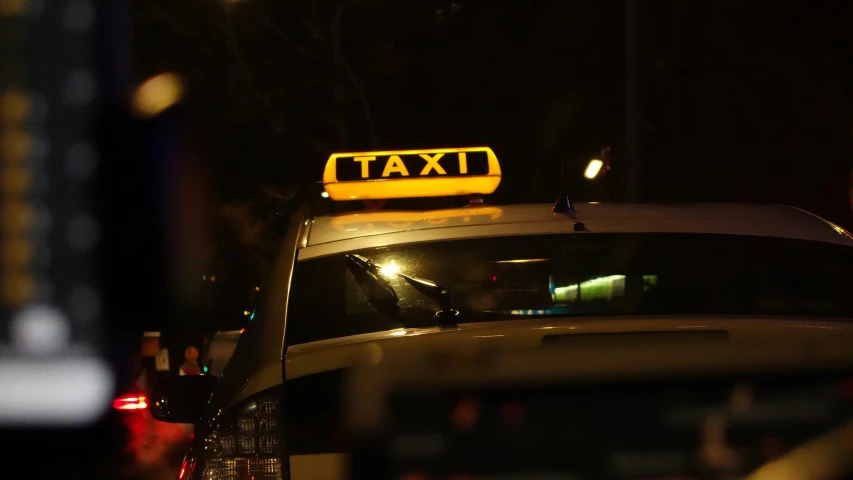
<box><xmin>584</xmin><ymin>159</ymin><xmax>604</xmax><ymax>179</ymax></box>
<box><xmin>131</xmin><ymin>72</ymin><xmax>183</xmax><ymax>118</ymax></box>
<box><xmin>584</xmin><ymin>147</ymin><xmax>612</xmax><ymax>180</ymax></box>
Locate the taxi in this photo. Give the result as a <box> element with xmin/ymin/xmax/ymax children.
<box><xmin>150</xmin><ymin>147</ymin><xmax>853</xmax><ymax>480</ymax></box>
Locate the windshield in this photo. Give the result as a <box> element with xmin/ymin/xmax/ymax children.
<box><xmin>285</xmin><ymin>233</ymin><xmax>853</xmax><ymax>346</ymax></box>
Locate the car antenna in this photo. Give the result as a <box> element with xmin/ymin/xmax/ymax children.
<box><xmin>552</xmin><ymin>160</ymin><xmax>576</xmax><ymax>217</ymax></box>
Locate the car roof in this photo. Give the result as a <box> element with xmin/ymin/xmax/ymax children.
<box><xmin>300</xmin><ymin>202</ymin><xmax>853</xmax><ymax>259</ymax></box>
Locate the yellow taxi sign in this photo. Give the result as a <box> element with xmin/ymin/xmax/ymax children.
<box><xmin>323</xmin><ymin>147</ymin><xmax>501</xmax><ymax>201</ymax></box>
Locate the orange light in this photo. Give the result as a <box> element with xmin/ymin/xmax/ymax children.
<box><xmin>323</xmin><ymin>147</ymin><xmax>501</xmax><ymax>201</ymax></box>
<box><xmin>0</xmin><ymin>89</ymin><xmax>30</xmax><ymax>123</ymax></box>
<box><xmin>113</xmin><ymin>395</ymin><xmax>148</xmax><ymax>411</ymax></box>
<box><xmin>131</xmin><ymin>72</ymin><xmax>183</xmax><ymax>118</ymax></box>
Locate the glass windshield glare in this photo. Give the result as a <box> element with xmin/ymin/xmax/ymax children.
<box><xmin>285</xmin><ymin>233</ymin><xmax>853</xmax><ymax>346</ymax></box>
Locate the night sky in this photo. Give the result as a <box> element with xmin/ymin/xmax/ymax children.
<box><xmin>133</xmin><ymin>0</ymin><xmax>853</xmax><ymax>226</ymax></box>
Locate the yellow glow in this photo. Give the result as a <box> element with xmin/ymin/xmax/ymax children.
<box><xmin>254</xmin><ymin>286</ymin><xmax>260</xmax><ymax>292</ymax></box>
<box><xmin>243</xmin><ymin>310</ymin><xmax>250</xmax><ymax>316</ymax></box>
<box><xmin>323</xmin><ymin>147</ymin><xmax>501</xmax><ymax>200</ymax></box>
<box><xmin>1</xmin><ymin>167</ymin><xmax>31</xmax><ymax>194</ymax></box>
<box><xmin>1</xmin><ymin>201</ymin><xmax>32</xmax><ymax>235</ymax></box>
<box><xmin>0</xmin><ymin>89</ymin><xmax>29</xmax><ymax>123</ymax></box>
<box><xmin>380</xmin><ymin>262</ymin><xmax>400</xmax><ymax>277</ymax></box>
<box><xmin>1</xmin><ymin>271</ymin><xmax>34</xmax><ymax>306</ymax></box>
<box><xmin>330</xmin><ymin>206</ymin><xmax>503</xmax><ymax>231</ymax></box>
<box><xmin>131</xmin><ymin>73</ymin><xmax>184</xmax><ymax>118</ymax></box>
<box><xmin>825</xmin><ymin>221</ymin><xmax>853</xmax><ymax>239</ymax></box>
<box><xmin>325</xmin><ymin>176</ymin><xmax>501</xmax><ymax>201</ymax></box>
<box><xmin>0</xmin><ymin>129</ymin><xmax>30</xmax><ymax>165</ymax></box>
<box><xmin>584</xmin><ymin>159</ymin><xmax>603</xmax><ymax>179</ymax></box>
<box><xmin>0</xmin><ymin>0</ymin><xmax>25</xmax><ymax>17</ymax></box>
<box><xmin>1</xmin><ymin>239</ymin><xmax>33</xmax><ymax>266</ymax></box>
<box><xmin>493</xmin><ymin>258</ymin><xmax>551</xmax><ymax>264</ymax></box>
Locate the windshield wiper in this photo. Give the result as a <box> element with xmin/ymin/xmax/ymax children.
<box><xmin>397</xmin><ymin>273</ymin><xmax>460</xmax><ymax>326</ymax></box>
<box><xmin>345</xmin><ymin>254</ymin><xmax>400</xmax><ymax>316</ymax></box>
<box><xmin>346</xmin><ymin>254</ymin><xmax>460</xmax><ymax>326</ymax></box>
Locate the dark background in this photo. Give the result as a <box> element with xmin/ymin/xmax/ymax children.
<box><xmin>132</xmin><ymin>0</ymin><xmax>853</xmax><ymax>222</ymax></box>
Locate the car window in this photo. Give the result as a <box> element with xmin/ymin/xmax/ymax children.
<box><xmin>285</xmin><ymin>233</ymin><xmax>853</xmax><ymax>346</ymax></box>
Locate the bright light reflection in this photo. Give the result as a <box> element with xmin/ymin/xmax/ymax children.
<box><xmin>320</xmin><ymin>191</ymin><xmax>330</xmax><ymax>198</ymax></box>
<box><xmin>380</xmin><ymin>262</ymin><xmax>400</xmax><ymax>277</ymax></box>
<box><xmin>493</xmin><ymin>258</ymin><xmax>551</xmax><ymax>264</ymax></box>
<box><xmin>584</xmin><ymin>159</ymin><xmax>604</xmax><ymax>179</ymax></box>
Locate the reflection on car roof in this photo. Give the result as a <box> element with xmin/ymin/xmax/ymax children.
<box><xmin>306</xmin><ymin>202</ymin><xmax>853</xmax><ymax>249</ymax></box>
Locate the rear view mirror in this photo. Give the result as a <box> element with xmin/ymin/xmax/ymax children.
<box><xmin>150</xmin><ymin>374</ymin><xmax>218</xmax><ymax>424</ymax></box>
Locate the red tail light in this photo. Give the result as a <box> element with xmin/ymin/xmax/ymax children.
<box><xmin>113</xmin><ymin>395</ymin><xmax>148</xmax><ymax>411</ymax></box>
<box><xmin>177</xmin><ymin>455</ymin><xmax>197</xmax><ymax>479</ymax></box>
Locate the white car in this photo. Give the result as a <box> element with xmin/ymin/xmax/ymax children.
<box><xmin>149</xmin><ymin>147</ymin><xmax>853</xmax><ymax>480</ymax></box>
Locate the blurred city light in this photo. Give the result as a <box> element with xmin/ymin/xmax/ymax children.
<box><xmin>113</xmin><ymin>395</ymin><xmax>147</xmax><ymax>411</ymax></box>
<box><xmin>584</xmin><ymin>159</ymin><xmax>604</xmax><ymax>179</ymax></box>
<box><xmin>130</xmin><ymin>72</ymin><xmax>183</xmax><ymax>118</ymax></box>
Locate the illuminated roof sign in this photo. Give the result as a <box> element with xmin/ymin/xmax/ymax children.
<box><xmin>322</xmin><ymin>147</ymin><xmax>501</xmax><ymax>201</ymax></box>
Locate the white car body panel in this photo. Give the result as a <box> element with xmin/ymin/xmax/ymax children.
<box><xmin>301</xmin><ymin>203</ymin><xmax>853</xmax><ymax>260</ymax></box>
<box><xmin>284</xmin><ymin>316</ymin><xmax>853</xmax><ymax>380</ymax></box>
